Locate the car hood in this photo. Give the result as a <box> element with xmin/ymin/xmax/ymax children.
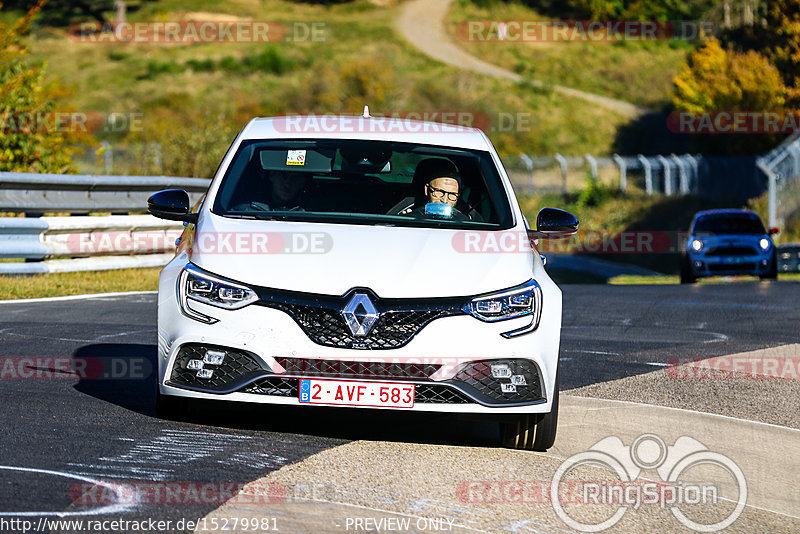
<box><xmin>188</xmin><ymin>214</ymin><xmax>534</xmax><ymax>298</ymax></box>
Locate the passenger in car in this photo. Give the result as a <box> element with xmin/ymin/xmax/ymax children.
<box><xmin>267</xmin><ymin>170</ymin><xmax>310</xmax><ymax>211</ymax></box>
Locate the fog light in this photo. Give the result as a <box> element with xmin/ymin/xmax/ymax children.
<box><xmin>187</xmin><ymin>359</ymin><xmax>204</xmax><ymax>371</ymax></box>
<box><xmin>203</xmin><ymin>350</ymin><xmax>226</xmax><ymax>365</ymax></box>
<box><xmin>491</xmin><ymin>364</ymin><xmax>511</xmax><ymax>378</ymax></box>
<box><xmin>761</xmin><ymin>259</ymin><xmax>768</xmax><ymax>266</ymax></box>
<box><xmin>510</xmin><ymin>375</ymin><xmax>527</xmax><ymax>386</ymax></box>
<box><xmin>501</xmin><ymin>383</ymin><xmax>517</xmax><ymax>393</ymax></box>
<box><xmin>196</xmin><ymin>369</ymin><xmax>213</xmax><ymax>379</ymax></box>
<box><xmin>694</xmin><ymin>260</ymin><xmax>703</xmax><ymax>269</ymax></box>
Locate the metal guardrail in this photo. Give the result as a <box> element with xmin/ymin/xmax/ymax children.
<box><xmin>0</xmin><ymin>172</ymin><xmax>205</xmax><ymax>274</ymax></box>
<box><xmin>0</xmin><ymin>215</ymin><xmax>183</xmax><ymax>274</ymax></box>
<box><xmin>0</xmin><ymin>172</ymin><xmax>210</xmax><ymax>212</ymax></box>
<box><xmin>507</xmin><ymin>153</ymin><xmax>701</xmax><ymax>196</ymax></box>
<box><xmin>777</xmin><ymin>244</ymin><xmax>800</xmax><ymax>273</ymax></box>
<box><xmin>756</xmin><ymin>133</ymin><xmax>800</xmax><ymax>229</ymax></box>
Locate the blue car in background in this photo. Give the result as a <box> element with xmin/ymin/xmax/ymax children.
<box><xmin>681</xmin><ymin>209</ymin><xmax>779</xmax><ymax>283</ymax></box>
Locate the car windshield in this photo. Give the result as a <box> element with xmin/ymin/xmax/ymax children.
<box><xmin>694</xmin><ymin>214</ymin><xmax>766</xmax><ymax>235</ymax></box>
<box><xmin>211</xmin><ymin>139</ymin><xmax>513</xmax><ymax>229</ymax></box>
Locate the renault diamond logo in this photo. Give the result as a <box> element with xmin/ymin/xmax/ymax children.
<box><xmin>342</xmin><ymin>293</ymin><xmax>379</xmax><ymax>337</ymax></box>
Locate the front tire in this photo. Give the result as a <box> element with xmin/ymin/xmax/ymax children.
<box><xmin>155</xmin><ymin>388</ymin><xmax>187</xmax><ymax>420</ymax></box>
<box><xmin>680</xmin><ymin>253</ymin><xmax>696</xmax><ymax>284</ymax></box>
<box><xmin>760</xmin><ymin>251</ymin><xmax>778</xmax><ymax>280</ymax></box>
<box><xmin>500</xmin><ymin>372</ymin><xmax>559</xmax><ymax>452</ymax></box>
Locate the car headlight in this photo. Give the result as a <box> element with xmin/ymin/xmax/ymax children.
<box><xmin>690</xmin><ymin>239</ymin><xmax>704</xmax><ymax>252</ymax></box>
<box><xmin>463</xmin><ymin>280</ymin><xmax>542</xmax><ymax>338</ymax></box>
<box><xmin>178</xmin><ymin>264</ymin><xmax>258</xmax><ymax>323</ymax></box>
<box><xmin>759</xmin><ymin>238</ymin><xmax>770</xmax><ymax>251</ymax></box>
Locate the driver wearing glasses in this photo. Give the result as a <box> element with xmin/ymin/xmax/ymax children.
<box><xmin>404</xmin><ymin>158</ymin><xmax>470</xmax><ymax>220</ymax></box>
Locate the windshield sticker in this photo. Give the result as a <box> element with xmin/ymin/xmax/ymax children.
<box><xmin>286</xmin><ymin>150</ymin><xmax>306</xmax><ymax>166</ymax></box>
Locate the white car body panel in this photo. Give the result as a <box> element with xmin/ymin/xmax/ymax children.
<box><xmin>156</xmin><ymin>115</ymin><xmax>565</xmax><ymax>417</ymax></box>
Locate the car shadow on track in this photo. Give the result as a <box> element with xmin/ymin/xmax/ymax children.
<box><xmin>72</xmin><ymin>343</ymin><xmax>504</xmax><ymax>449</ymax></box>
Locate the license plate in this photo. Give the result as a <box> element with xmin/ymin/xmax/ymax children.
<box><xmin>298</xmin><ymin>379</ymin><xmax>415</xmax><ymax>408</ymax></box>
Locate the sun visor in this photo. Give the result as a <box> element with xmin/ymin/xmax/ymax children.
<box><xmin>259</xmin><ymin>149</ymin><xmax>333</xmax><ymax>172</ymax></box>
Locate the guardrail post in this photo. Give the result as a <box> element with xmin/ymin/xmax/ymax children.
<box><xmin>657</xmin><ymin>155</ymin><xmax>673</xmax><ymax>195</ymax></box>
<box><xmin>757</xmin><ymin>158</ymin><xmax>779</xmax><ymax>229</ymax></box>
<box><xmin>554</xmin><ymin>153</ymin><xmax>568</xmax><ymax>196</ymax></box>
<box><xmin>612</xmin><ymin>154</ymin><xmax>626</xmax><ymax>192</ymax></box>
<box><xmin>637</xmin><ymin>155</ymin><xmax>653</xmax><ymax>195</ymax></box>
<box><xmin>100</xmin><ymin>141</ymin><xmax>113</xmax><ymax>174</ymax></box>
<box><xmin>671</xmin><ymin>154</ymin><xmax>689</xmax><ymax>194</ymax></box>
<box><xmin>151</xmin><ymin>142</ymin><xmax>162</xmax><ymax>171</ymax></box>
<box><xmin>584</xmin><ymin>154</ymin><xmax>598</xmax><ymax>183</ymax></box>
<box><xmin>519</xmin><ymin>153</ymin><xmax>534</xmax><ymax>194</ymax></box>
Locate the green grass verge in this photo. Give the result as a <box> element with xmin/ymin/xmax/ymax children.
<box><xmin>24</xmin><ymin>0</ymin><xmax>634</xmax><ymax>167</ymax></box>
<box><xmin>445</xmin><ymin>0</ymin><xmax>689</xmax><ymax>109</ymax></box>
<box><xmin>0</xmin><ymin>267</ymin><xmax>161</xmax><ymax>299</ymax></box>
<box><xmin>609</xmin><ymin>273</ymin><xmax>800</xmax><ymax>284</ymax></box>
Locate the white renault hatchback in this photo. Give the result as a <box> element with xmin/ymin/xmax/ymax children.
<box><xmin>148</xmin><ymin>114</ymin><xmax>577</xmax><ymax>451</ymax></box>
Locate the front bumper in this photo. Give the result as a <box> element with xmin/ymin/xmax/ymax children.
<box><xmin>157</xmin><ymin>256</ymin><xmax>562</xmax><ymax>415</ymax></box>
<box><xmin>687</xmin><ymin>252</ymin><xmax>772</xmax><ymax>277</ymax></box>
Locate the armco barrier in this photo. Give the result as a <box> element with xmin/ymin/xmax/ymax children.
<box><xmin>0</xmin><ymin>215</ymin><xmax>184</xmax><ymax>274</ymax></box>
<box><xmin>0</xmin><ymin>172</ymin><xmax>209</xmax><ymax>213</ymax></box>
<box><xmin>0</xmin><ymin>172</ymin><xmax>209</xmax><ymax>274</ymax></box>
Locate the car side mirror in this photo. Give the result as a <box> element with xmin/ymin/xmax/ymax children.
<box><xmin>528</xmin><ymin>208</ymin><xmax>578</xmax><ymax>239</ymax></box>
<box><xmin>148</xmin><ymin>189</ymin><xmax>198</xmax><ymax>223</ymax></box>
<box><xmin>769</xmin><ymin>227</ymin><xmax>780</xmax><ymax>236</ymax></box>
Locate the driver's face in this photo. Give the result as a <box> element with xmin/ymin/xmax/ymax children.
<box><xmin>425</xmin><ymin>177</ymin><xmax>460</xmax><ymax>207</ymax></box>
<box><xmin>270</xmin><ymin>171</ymin><xmax>306</xmax><ymax>203</ymax></box>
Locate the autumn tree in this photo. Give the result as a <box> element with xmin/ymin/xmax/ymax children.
<box><xmin>672</xmin><ymin>37</ymin><xmax>787</xmax><ymax>153</ymax></box>
<box><xmin>1</xmin><ymin>0</ymin><xmax>75</xmax><ymax>172</ymax></box>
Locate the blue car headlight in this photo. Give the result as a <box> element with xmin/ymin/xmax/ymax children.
<box><xmin>759</xmin><ymin>238</ymin><xmax>770</xmax><ymax>251</ymax></box>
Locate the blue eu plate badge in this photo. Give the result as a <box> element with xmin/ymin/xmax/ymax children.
<box><xmin>299</xmin><ymin>379</ymin><xmax>311</xmax><ymax>402</ymax></box>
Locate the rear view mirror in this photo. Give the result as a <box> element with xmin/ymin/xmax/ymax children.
<box><xmin>769</xmin><ymin>227</ymin><xmax>780</xmax><ymax>235</ymax></box>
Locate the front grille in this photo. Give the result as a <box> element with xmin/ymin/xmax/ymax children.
<box><xmin>257</xmin><ymin>288</ymin><xmax>464</xmax><ymax>350</ymax></box>
<box><xmin>708</xmin><ymin>262</ymin><xmax>756</xmax><ymax>272</ymax></box>
<box><xmin>415</xmin><ymin>384</ymin><xmax>472</xmax><ymax>404</ymax></box>
<box><xmin>449</xmin><ymin>359</ymin><xmax>544</xmax><ymax>405</ymax></box>
<box><xmin>240</xmin><ymin>377</ymin><xmax>472</xmax><ymax>404</ymax></box>
<box><xmin>168</xmin><ymin>344</ymin><xmax>266</xmax><ymax>392</ymax></box>
<box><xmin>706</xmin><ymin>246</ymin><xmax>759</xmax><ymax>257</ymax></box>
<box><xmin>242</xmin><ymin>377</ymin><xmax>298</xmax><ymax>397</ymax></box>
<box><xmin>276</xmin><ymin>357</ymin><xmax>440</xmax><ymax>380</ymax></box>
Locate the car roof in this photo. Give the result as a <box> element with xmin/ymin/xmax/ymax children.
<box><xmin>694</xmin><ymin>209</ymin><xmax>759</xmax><ymax>219</ymax></box>
<box><xmin>239</xmin><ymin>115</ymin><xmax>494</xmax><ymax>151</ymax></box>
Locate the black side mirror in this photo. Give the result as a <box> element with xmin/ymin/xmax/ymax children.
<box><xmin>147</xmin><ymin>189</ymin><xmax>198</xmax><ymax>223</ymax></box>
<box><xmin>534</xmin><ymin>207</ymin><xmax>578</xmax><ymax>237</ymax></box>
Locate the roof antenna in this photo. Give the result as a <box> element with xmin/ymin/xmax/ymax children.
<box><xmin>363</xmin><ymin>105</ymin><xmax>370</xmax><ymax>118</ymax></box>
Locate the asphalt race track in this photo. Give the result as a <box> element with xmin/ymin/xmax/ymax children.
<box><xmin>0</xmin><ymin>282</ymin><xmax>798</xmax><ymax>531</ymax></box>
